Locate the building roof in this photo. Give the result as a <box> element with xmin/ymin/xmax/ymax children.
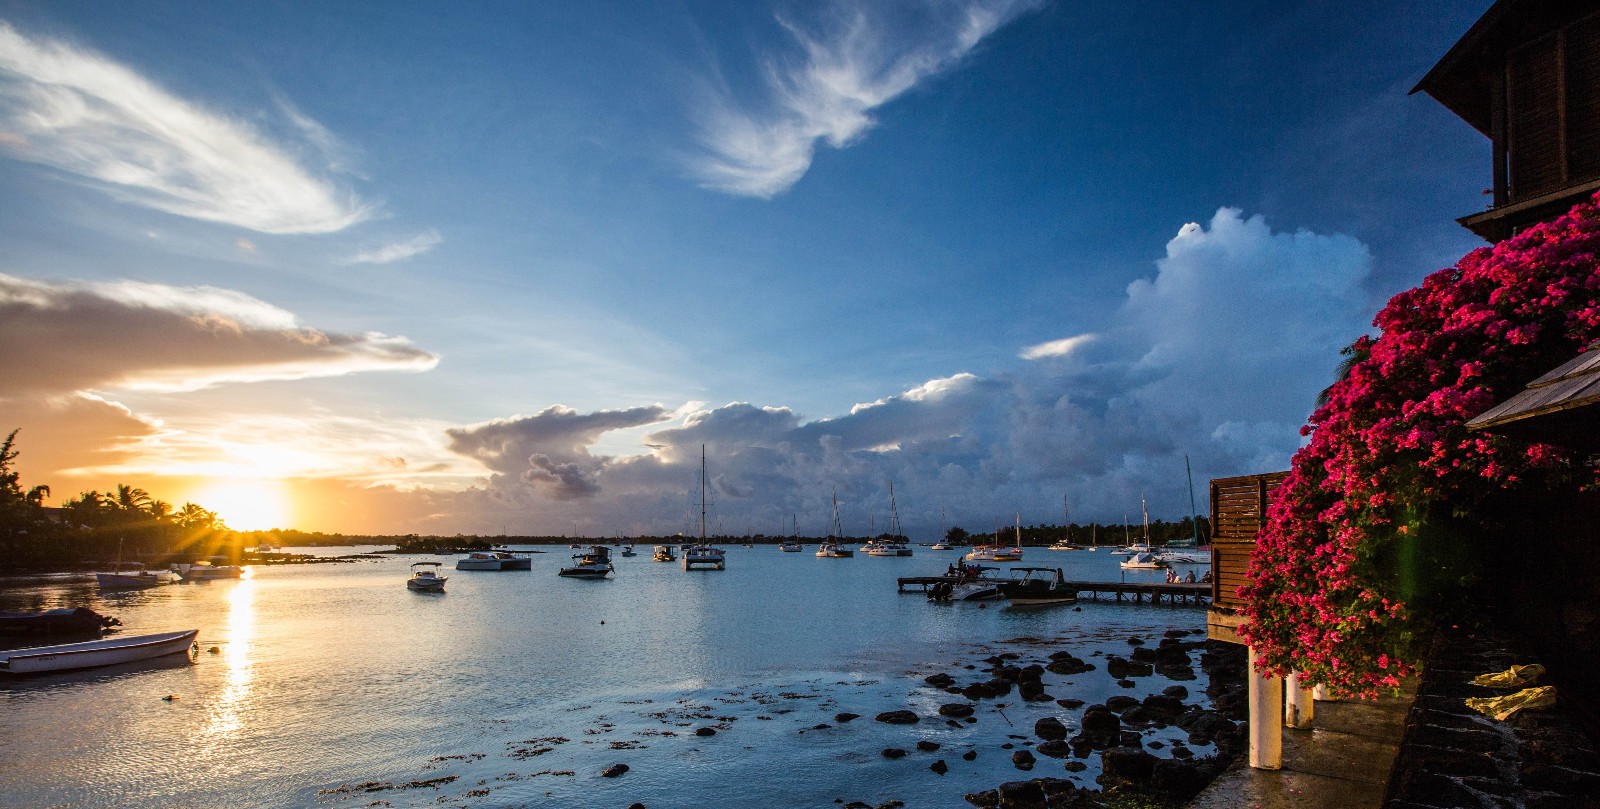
<box><xmin>1410</xmin><ymin>0</ymin><xmax>1581</xmax><ymax>137</ymax></box>
<box><xmin>1467</xmin><ymin>345</ymin><xmax>1600</xmax><ymax>451</ymax></box>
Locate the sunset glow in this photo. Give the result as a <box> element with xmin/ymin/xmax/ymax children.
<box><xmin>189</xmin><ymin>481</ymin><xmax>291</xmax><ymax>532</ymax></box>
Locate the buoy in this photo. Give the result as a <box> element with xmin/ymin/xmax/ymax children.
<box><xmin>207</xmin><ymin>646</ymin><xmax>221</xmax><ymax>654</ymax></box>
<box><xmin>600</xmin><ymin>620</ymin><xmax>606</xmax><ymax>625</ymax></box>
<box><xmin>162</xmin><ymin>695</ymin><xmax>179</xmax><ymax>701</ymax></box>
<box><xmin>978</xmin><ymin>603</ymin><xmax>987</xmax><ymax>609</ymax></box>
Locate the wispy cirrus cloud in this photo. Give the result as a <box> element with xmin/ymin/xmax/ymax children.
<box><xmin>1021</xmin><ymin>334</ymin><xmax>1097</xmax><ymax>361</ymax></box>
<box><xmin>688</xmin><ymin>0</ymin><xmax>1039</xmax><ymax>198</ymax></box>
<box><xmin>0</xmin><ymin>272</ymin><xmax>438</xmax><ymax>395</ymax></box>
<box><xmin>343</xmin><ymin>229</ymin><xmax>442</xmax><ymax>265</ymax></box>
<box><xmin>0</xmin><ymin>21</ymin><xmax>373</xmax><ymax>234</ymax></box>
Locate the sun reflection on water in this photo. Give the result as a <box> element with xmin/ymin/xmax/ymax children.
<box><xmin>203</xmin><ymin>579</ymin><xmax>256</xmax><ymax>739</ymax></box>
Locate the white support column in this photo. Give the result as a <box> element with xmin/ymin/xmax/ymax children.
<box><xmin>1248</xmin><ymin>646</ymin><xmax>1283</xmax><ymax>769</ymax></box>
<box><xmin>1285</xmin><ymin>671</ymin><xmax>1314</xmax><ymax>728</ymax></box>
<box><xmin>1313</xmin><ymin>683</ymin><xmax>1331</xmax><ymax>702</ymax></box>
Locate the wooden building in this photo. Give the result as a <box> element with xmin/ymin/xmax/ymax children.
<box><xmin>1413</xmin><ymin>0</ymin><xmax>1600</xmax><ymax>241</ymax></box>
<box><xmin>1205</xmin><ymin>471</ymin><xmax>1288</xmax><ymax>645</ymax></box>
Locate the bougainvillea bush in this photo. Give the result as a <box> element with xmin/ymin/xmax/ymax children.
<box><xmin>1238</xmin><ymin>192</ymin><xmax>1600</xmax><ymax>697</ymax></box>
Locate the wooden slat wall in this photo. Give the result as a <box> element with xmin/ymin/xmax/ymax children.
<box><xmin>1567</xmin><ymin>14</ymin><xmax>1600</xmax><ymax>182</ymax></box>
<box><xmin>1510</xmin><ymin>34</ymin><xmax>1564</xmax><ymax>200</ymax></box>
<box><xmin>1209</xmin><ymin>471</ymin><xmax>1288</xmax><ymax>611</ymax></box>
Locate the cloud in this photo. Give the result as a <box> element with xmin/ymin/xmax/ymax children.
<box><xmin>0</xmin><ymin>21</ymin><xmax>372</xmax><ymax>233</ymax></box>
<box><xmin>446</xmin><ymin>405</ymin><xmax>676</xmax><ymax>500</ymax></box>
<box><xmin>1021</xmin><ymin>334</ymin><xmax>1096</xmax><ymax>361</ymax></box>
<box><xmin>412</xmin><ymin>208</ymin><xmax>1373</xmax><ymax>538</ymax></box>
<box><xmin>688</xmin><ymin>0</ymin><xmax>1039</xmax><ymax>197</ymax></box>
<box><xmin>0</xmin><ymin>272</ymin><xmax>438</xmax><ymax>396</ymax></box>
<box><xmin>343</xmin><ymin>229</ymin><xmax>442</xmax><ymax>265</ymax></box>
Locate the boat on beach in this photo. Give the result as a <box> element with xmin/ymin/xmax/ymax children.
<box><xmin>407</xmin><ymin>562</ymin><xmax>448</xmax><ymax>591</ymax></box>
<box><xmin>0</xmin><ymin>607</ymin><xmax>121</xmax><ymax>636</ymax></box>
<box><xmin>560</xmin><ymin>546</ymin><xmax>615</xmax><ymax>578</ymax></box>
<box><xmin>0</xmin><ymin>629</ymin><xmax>199</xmax><ymax>675</ymax></box>
<box><xmin>998</xmin><ymin>567</ymin><xmax>1077</xmax><ymax>605</ymax></box>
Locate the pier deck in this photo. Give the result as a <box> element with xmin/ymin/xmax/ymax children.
<box><xmin>896</xmin><ymin>576</ymin><xmax>1209</xmax><ymax>605</ymax></box>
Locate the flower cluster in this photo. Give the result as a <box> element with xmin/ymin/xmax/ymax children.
<box><xmin>1237</xmin><ymin>192</ymin><xmax>1600</xmax><ymax>697</ymax></box>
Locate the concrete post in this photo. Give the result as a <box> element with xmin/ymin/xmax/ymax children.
<box><xmin>1248</xmin><ymin>646</ymin><xmax>1283</xmax><ymax>769</ymax></box>
<box><xmin>1285</xmin><ymin>671</ymin><xmax>1314</xmax><ymax>728</ymax></box>
<box><xmin>1313</xmin><ymin>683</ymin><xmax>1331</xmax><ymax>702</ymax></box>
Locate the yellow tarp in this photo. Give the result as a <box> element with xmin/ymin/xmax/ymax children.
<box><xmin>1464</xmin><ymin>685</ymin><xmax>1557</xmax><ymax>721</ymax></box>
<box><xmin>1471</xmin><ymin>663</ymin><xmax>1545</xmax><ymax>689</ymax></box>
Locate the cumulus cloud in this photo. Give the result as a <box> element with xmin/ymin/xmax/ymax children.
<box><xmin>0</xmin><ymin>273</ymin><xmax>438</xmax><ymax>395</ymax></box>
<box><xmin>422</xmin><ymin>208</ymin><xmax>1374</xmax><ymax>538</ymax></box>
<box><xmin>688</xmin><ymin>0</ymin><xmax>1039</xmax><ymax>197</ymax></box>
<box><xmin>0</xmin><ymin>21</ymin><xmax>372</xmax><ymax>233</ymax></box>
<box><xmin>344</xmin><ymin>229</ymin><xmax>442</xmax><ymax>265</ymax></box>
<box><xmin>446</xmin><ymin>405</ymin><xmax>675</xmax><ymax>500</ymax></box>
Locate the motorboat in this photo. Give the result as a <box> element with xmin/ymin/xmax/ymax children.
<box><xmin>620</xmin><ymin>545</ymin><xmax>637</xmax><ymax>557</ymax></box>
<box><xmin>96</xmin><ymin>567</ymin><xmax>179</xmax><ymax>590</ymax></box>
<box><xmin>865</xmin><ymin>539</ymin><xmax>912</xmax><ymax>557</ymax></box>
<box><xmin>778</xmin><ymin>540</ymin><xmax>803</xmax><ymax>552</ymax></box>
<box><xmin>1046</xmin><ymin>540</ymin><xmax>1080</xmax><ymax>551</ymax></box>
<box><xmin>0</xmin><ymin>629</ymin><xmax>199</xmax><ymax>675</ymax></box>
<box><xmin>930</xmin><ymin>541</ymin><xmax>951</xmax><ymax>551</ymax></box>
<box><xmin>998</xmin><ymin>567</ymin><xmax>1077</xmax><ymax>605</ymax></box>
<box><xmin>456</xmin><ymin>551</ymin><xmax>529</xmax><ymax>571</ymax></box>
<box><xmin>652</xmin><ymin>545</ymin><xmax>676</xmax><ymax>562</ymax></box>
<box><xmin>407</xmin><ymin>562</ymin><xmax>448</xmax><ymax>591</ymax></box>
<box><xmin>1120</xmin><ymin>552</ymin><xmax>1166</xmax><ymax>570</ymax></box>
<box><xmin>943</xmin><ymin>566</ymin><xmax>1003</xmax><ymax>601</ymax></box>
<box><xmin>173</xmin><ymin>560</ymin><xmax>245</xmax><ymax>581</ymax></box>
<box><xmin>252</xmin><ymin>543</ymin><xmax>277</xmax><ymax>554</ymax></box>
<box><xmin>0</xmin><ymin>607</ymin><xmax>121</xmax><ymax>636</ymax></box>
<box><xmin>965</xmin><ymin>545</ymin><xmax>1021</xmax><ymax>562</ymax></box>
<box><xmin>561</xmin><ymin>546</ymin><xmax>615</xmax><ymax>578</ymax></box>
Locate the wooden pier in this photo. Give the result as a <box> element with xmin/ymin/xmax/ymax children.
<box><xmin>896</xmin><ymin>576</ymin><xmax>1209</xmax><ymax>606</ymax></box>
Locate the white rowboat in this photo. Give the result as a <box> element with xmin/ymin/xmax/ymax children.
<box><xmin>0</xmin><ymin>629</ymin><xmax>199</xmax><ymax>674</ymax></box>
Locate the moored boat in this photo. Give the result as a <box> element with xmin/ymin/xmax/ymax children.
<box><xmin>1120</xmin><ymin>552</ymin><xmax>1166</xmax><ymax>570</ymax></box>
<box><xmin>0</xmin><ymin>629</ymin><xmax>199</xmax><ymax>675</ymax></box>
<box><xmin>96</xmin><ymin>567</ymin><xmax>180</xmax><ymax>590</ymax></box>
<box><xmin>173</xmin><ymin>560</ymin><xmax>245</xmax><ymax>581</ymax></box>
<box><xmin>816</xmin><ymin>489</ymin><xmax>853</xmax><ymax>558</ymax></box>
<box><xmin>560</xmin><ymin>546</ymin><xmax>615</xmax><ymax>578</ymax></box>
<box><xmin>652</xmin><ymin>545</ymin><xmax>676</xmax><ymax>562</ymax></box>
<box><xmin>407</xmin><ymin>562</ymin><xmax>448</xmax><ymax>591</ymax></box>
<box><xmin>998</xmin><ymin>567</ymin><xmax>1077</xmax><ymax>605</ymax></box>
<box><xmin>0</xmin><ymin>607</ymin><xmax>121</xmax><ymax>636</ymax></box>
<box><xmin>680</xmin><ymin>446</ymin><xmax>726</xmax><ymax>571</ymax></box>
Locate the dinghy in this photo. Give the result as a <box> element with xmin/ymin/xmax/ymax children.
<box><xmin>0</xmin><ymin>629</ymin><xmax>199</xmax><ymax>675</ymax></box>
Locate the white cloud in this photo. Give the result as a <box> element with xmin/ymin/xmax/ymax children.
<box><xmin>688</xmin><ymin>0</ymin><xmax>1039</xmax><ymax>198</ymax></box>
<box><xmin>1021</xmin><ymin>333</ymin><xmax>1096</xmax><ymax>360</ymax></box>
<box><xmin>344</xmin><ymin>229</ymin><xmax>442</xmax><ymax>265</ymax></box>
<box><xmin>0</xmin><ymin>21</ymin><xmax>373</xmax><ymax>233</ymax></box>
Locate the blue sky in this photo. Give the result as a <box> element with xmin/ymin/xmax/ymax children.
<box><xmin>0</xmin><ymin>1</ymin><xmax>1495</xmax><ymax>535</ymax></box>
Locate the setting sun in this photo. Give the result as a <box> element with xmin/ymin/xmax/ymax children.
<box><xmin>188</xmin><ymin>480</ymin><xmax>292</xmax><ymax>531</ymax></box>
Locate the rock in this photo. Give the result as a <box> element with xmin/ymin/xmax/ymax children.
<box><xmin>1118</xmin><ymin>706</ymin><xmax>1152</xmax><ymax>726</ymax></box>
<box><xmin>1116</xmin><ymin>679</ymin><xmax>1135</xmax><ymax>688</ymax></box>
<box><xmin>835</xmin><ymin>712</ymin><xmax>860</xmax><ymax>723</ymax></box>
<box><xmin>930</xmin><ymin>759</ymin><xmax>948</xmax><ymax>775</ymax></box>
<box><xmin>1162</xmin><ymin>685</ymin><xmax>1189</xmax><ymax>699</ymax></box>
<box><xmin>1118</xmin><ymin>731</ymin><xmax>1143</xmax><ymax>748</ymax></box>
<box><xmin>875</xmin><ymin>710</ymin><xmax>920</xmax><ymax>725</ymax></box>
<box><xmin>1164</xmin><ymin>629</ymin><xmax>1190</xmax><ymax>638</ymax></box>
<box><xmin>1035</xmin><ymin>717</ymin><xmax>1068</xmax><ymax>741</ymax></box>
<box><xmin>1012</xmin><ymin>749</ymin><xmax>1036</xmax><ymax>770</ymax></box>
<box><xmin>938</xmin><ymin>703</ymin><xmax>976</xmax><ymax>718</ymax></box>
<box><xmin>1156</xmin><ymin>644</ymin><xmax>1191</xmax><ymax>666</ymax></box>
<box><xmin>813</xmin><ymin>723</ymin><xmax>832</xmax><ymax>730</ymax></box>
<box><xmin>1099</xmin><ymin>747</ymin><xmax>1157</xmax><ymax>782</ymax></box>
<box><xmin>694</xmin><ymin>727</ymin><xmax>717</xmax><ymax>737</ymax></box>
<box><xmin>1141</xmin><ymin>694</ymin><xmax>1185</xmax><ymax>720</ymax></box>
<box><xmin>995</xmin><ymin>666</ymin><xmax>1023</xmax><ymax>683</ymax></box>
<box><xmin>1127</xmin><ymin>637</ymin><xmax>1145</xmax><ymax>646</ymax></box>
<box><xmin>600</xmin><ymin>763</ymin><xmax>629</xmax><ymax>778</ymax></box>
<box><xmin>1055</xmin><ymin>698</ymin><xmax>1085</xmax><ymax>710</ymax></box>
<box><xmin>964</xmin><ymin>777</ymin><xmax>1084</xmax><ymax>809</ymax></box>
<box><xmin>1035</xmin><ymin>740</ymin><xmax>1072</xmax><ymax>759</ymax></box>
<box><xmin>881</xmin><ymin>748</ymin><xmax>908</xmax><ymax>759</ymax></box>
<box><xmin>1080</xmin><ymin>707</ymin><xmax>1120</xmax><ymax>738</ymax></box>
<box><xmin>962</xmin><ymin>749</ymin><xmax>978</xmax><ymax>761</ymax></box>
<box><xmin>1019</xmin><ymin>664</ymin><xmax>1045</xmax><ymax>681</ymax></box>
<box><xmin>917</xmin><ymin>741</ymin><xmax>941</xmax><ymax>752</ymax></box>
<box><xmin>1019</xmin><ymin>682</ymin><xmax>1053</xmax><ymax>702</ymax></box>
<box><xmin>1171</xmin><ymin>745</ymin><xmax>1193</xmax><ymax>759</ymax></box>
<box><xmin>1105</xmin><ymin>656</ymin><xmax>1153</xmax><ymax>678</ymax></box>
<box><xmin>1105</xmin><ymin>695</ymin><xmax>1139</xmax><ymax>712</ymax></box>
<box><xmin>1152</xmin><ymin>758</ymin><xmax>1208</xmax><ymax>799</ymax></box>
<box><xmin>1064</xmin><ymin>760</ymin><xmax>1087</xmax><ymax>772</ymax></box>
<box><xmin>628</xmin><ymin>804</ymin><xmax>646</xmax><ymax>809</ymax></box>
<box><xmin>924</xmin><ymin>673</ymin><xmax>956</xmax><ymax>687</ymax></box>
<box><xmin>1130</xmin><ymin>647</ymin><xmax>1158</xmax><ymax>663</ymax></box>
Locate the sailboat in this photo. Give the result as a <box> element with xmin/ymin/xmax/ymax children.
<box><xmin>930</xmin><ymin>507</ymin><xmax>951</xmax><ymax>551</ymax></box>
<box><xmin>682</xmin><ymin>446</ymin><xmax>726</xmax><ymax>571</ymax></box>
<box><xmin>816</xmin><ymin>490</ymin><xmax>854</xmax><ymax>558</ymax></box>
<box><xmin>865</xmin><ymin>483</ymin><xmax>912</xmax><ymax>556</ymax></box>
<box><xmin>779</xmin><ymin>514</ymin><xmax>803</xmax><ymax>552</ymax></box>
<box><xmin>1047</xmin><ymin>494</ymin><xmax>1078</xmax><ymax>550</ymax></box>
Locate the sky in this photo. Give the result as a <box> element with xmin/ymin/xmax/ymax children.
<box><xmin>0</xmin><ymin>0</ymin><xmax>1494</xmax><ymax>537</ymax></box>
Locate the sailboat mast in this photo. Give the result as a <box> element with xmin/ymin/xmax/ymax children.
<box><xmin>1142</xmin><ymin>495</ymin><xmax>1150</xmax><ymax>545</ymax></box>
<box><xmin>1015</xmin><ymin>513</ymin><xmax>1022</xmax><ymax>548</ymax></box>
<box><xmin>699</xmin><ymin>444</ymin><xmax>707</xmax><ymax>542</ymax></box>
<box><xmin>1186</xmin><ymin>454</ymin><xmax>1200</xmax><ymax>545</ymax></box>
<box><xmin>1063</xmin><ymin>493</ymin><xmax>1070</xmax><ymax>545</ymax></box>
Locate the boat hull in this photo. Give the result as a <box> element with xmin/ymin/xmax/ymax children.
<box><xmin>0</xmin><ymin>629</ymin><xmax>198</xmax><ymax>674</ymax></box>
<box><xmin>96</xmin><ymin>571</ymin><xmax>178</xmax><ymax>589</ymax></box>
<box><xmin>0</xmin><ymin>608</ymin><xmax>119</xmax><ymax>636</ymax></box>
<box><xmin>407</xmin><ymin>579</ymin><xmax>446</xmax><ymax>591</ymax></box>
<box><xmin>558</xmin><ymin>567</ymin><xmax>612</xmax><ymax>578</ymax></box>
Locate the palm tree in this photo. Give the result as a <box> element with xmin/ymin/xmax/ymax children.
<box><xmin>112</xmin><ymin>484</ymin><xmax>153</xmax><ymax>514</ymax></box>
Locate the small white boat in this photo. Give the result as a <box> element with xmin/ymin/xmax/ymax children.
<box><xmin>930</xmin><ymin>542</ymin><xmax>951</xmax><ymax>551</ymax></box>
<box><xmin>561</xmin><ymin>546</ymin><xmax>615</xmax><ymax>578</ymax></box>
<box><xmin>407</xmin><ymin>562</ymin><xmax>447</xmax><ymax>591</ymax></box>
<box><xmin>0</xmin><ymin>629</ymin><xmax>199</xmax><ymax>675</ymax></box>
<box><xmin>965</xmin><ymin>545</ymin><xmax>1020</xmax><ymax>562</ymax></box>
<box><xmin>1120</xmin><ymin>552</ymin><xmax>1166</xmax><ymax>570</ymax></box>
<box><xmin>173</xmin><ymin>560</ymin><xmax>245</xmax><ymax>581</ymax></box>
<box><xmin>96</xmin><ymin>568</ymin><xmax>179</xmax><ymax>590</ymax></box>
<box><xmin>1046</xmin><ymin>540</ymin><xmax>1079</xmax><ymax>551</ymax></box>
<box><xmin>778</xmin><ymin>540</ymin><xmax>803</xmax><ymax>552</ymax></box>
<box><xmin>456</xmin><ymin>551</ymin><xmax>530</xmax><ymax>571</ymax></box>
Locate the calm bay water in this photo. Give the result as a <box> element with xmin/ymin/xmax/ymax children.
<box><xmin>0</xmin><ymin>547</ymin><xmax>1214</xmax><ymax>809</ymax></box>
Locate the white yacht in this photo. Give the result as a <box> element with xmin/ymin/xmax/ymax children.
<box><xmin>681</xmin><ymin>446</ymin><xmax>727</xmax><ymax>571</ymax></box>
